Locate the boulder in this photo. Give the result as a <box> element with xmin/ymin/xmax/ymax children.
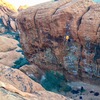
<box><xmin>20</xmin><ymin>64</ymin><xmax>44</xmax><ymax>81</ymax></box>
<box><xmin>0</xmin><ymin>36</ymin><xmax>18</xmax><ymax>52</ymax></box>
<box><xmin>0</xmin><ymin>36</ymin><xmax>23</xmax><ymax>67</ymax></box>
<box><xmin>9</xmin><ymin>18</ymin><xmax>17</xmax><ymax>32</ymax></box>
<box><xmin>17</xmin><ymin>0</ymin><xmax>100</xmax><ymax>85</ymax></box>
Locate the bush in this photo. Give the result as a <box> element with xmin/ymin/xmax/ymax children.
<box><xmin>12</xmin><ymin>57</ymin><xmax>30</xmax><ymax>69</ymax></box>
<box><xmin>41</xmin><ymin>71</ymin><xmax>72</xmax><ymax>93</ymax></box>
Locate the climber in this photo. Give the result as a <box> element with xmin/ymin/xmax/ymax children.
<box><xmin>66</xmin><ymin>35</ymin><xmax>70</xmax><ymax>42</ymax></box>
<box><xmin>66</xmin><ymin>35</ymin><xmax>69</xmax><ymax>40</ymax></box>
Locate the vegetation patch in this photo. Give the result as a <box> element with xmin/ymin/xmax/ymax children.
<box><xmin>12</xmin><ymin>57</ymin><xmax>30</xmax><ymax>69</ymax></box>
<box><xmin>41</xmin><ymin>71</ymin><xmax>72</xmax><ymax>93</ymax></box>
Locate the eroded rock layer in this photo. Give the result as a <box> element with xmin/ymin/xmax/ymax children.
<box><xmin>17</xmin><ymin>0</ymin><xmax>100</xmax><ymax>85</ymax></box>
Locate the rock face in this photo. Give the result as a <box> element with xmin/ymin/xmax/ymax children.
<box><xmin>77</xmin><ymin>4</ymin><xmax>100</xmax><ymax>83</ymax></box>
<box><xmin>17</xmin><ymin>0</ymin><xmax>100</xmax><ymax>85</ymax></box>
<box><xmin>0</xmin><ymin>65</ymin><xmax>71</xmax><ymax>100</ymax></box>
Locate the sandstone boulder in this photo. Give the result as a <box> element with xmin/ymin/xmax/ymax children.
<box><xmin>0</xmin><ymin>36</ymin><xmax>18</xmax><ymax>52</ymax></box>
<box><xmin>9</xmin><ymin>18</ymin><xmax>17</xmax><ymax>32</ymax></box>
<box><xmin>0</xmin><ymin>36</ymin><xmax>23</xmax><ymax>67</ymax></box>
<box><xmin>17</xmin><ymin>0</ymin><xmax>100</xmax><ymax>85</ymax></box>
<box><xmin>20</xmin><ymin>64</ymin><xmax>44</xmax><ymax>81</ymax></box>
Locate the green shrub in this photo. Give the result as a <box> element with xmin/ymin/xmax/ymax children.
<box><xmin>12</xmin><ymin>57</ymin><xmax>30</xmax><ymax>69</ymax></box>
<box><xmin>41</xmin><ymin>71</ymin><xmax>72</xmax><ymax>93</ymax></box>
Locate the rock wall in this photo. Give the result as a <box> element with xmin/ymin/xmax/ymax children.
<box><xmin>17</xmin><ymin>0</ymin><xmax>100</xmax><ymax>85</ymax></box>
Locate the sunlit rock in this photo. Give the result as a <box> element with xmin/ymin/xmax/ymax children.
<box><xmin>0</xmin><ymin>36</ymin><xmax>23</xmax><ymax>67</ymax></box>
<box><xmin>9</xmin><ymin>18</ymin><xmax>17</xmax><ymax>32</ymax></box>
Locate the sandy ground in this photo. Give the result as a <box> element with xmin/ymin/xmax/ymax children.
<box><xmin>66</xmin><ymin>82</ymin><xmax>100</xmax><ymax>100</ymax></box>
